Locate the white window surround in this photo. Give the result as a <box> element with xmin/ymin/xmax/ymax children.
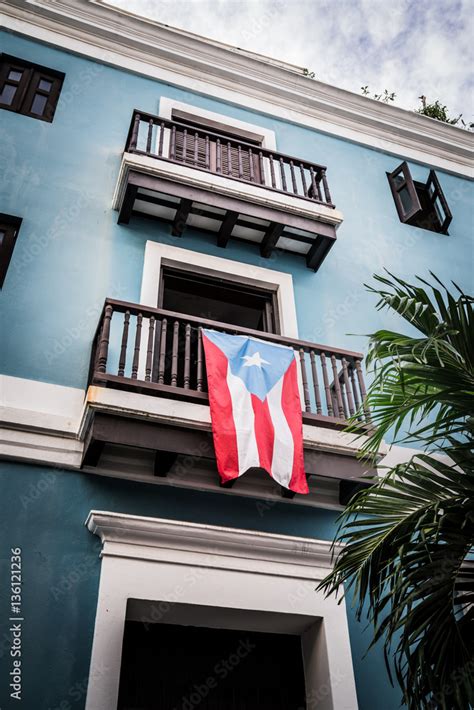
<box><xmin>84</xmin><ymin>511</ymin><xmax>358</xmax><ymax>710</ymax></box>
<box><xmin>140</xmin><ymin>241</ymin><xmax>299</xmax><ymax>338</ymax></box>
<box><xmin>159</xmin><ymin>96</ymin><xmax>277</xmax><ymax>151</ymax></box>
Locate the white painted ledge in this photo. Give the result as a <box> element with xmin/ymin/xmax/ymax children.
<box><xmin>112</xmin><ymin>152</ymin><xmax>344</xmax><ymax>228</ymax></box>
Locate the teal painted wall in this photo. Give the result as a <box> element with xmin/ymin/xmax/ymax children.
<box><xmin>0</xmin><ymin>462</ymin><xmax>402</xmax><ymax>710</ymax></box>
<box><xmin>1</xmin><ymin>31</ymin><xmax>473</xmax><ymax>390</ymax></box>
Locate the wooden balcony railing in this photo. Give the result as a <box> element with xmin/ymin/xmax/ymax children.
<box><xmin>89</xmin><ymin>299</ymin><xmax>370</xmax><ymax>429</ymax></box>
<box><xmin>125</xmin><ymin>110</ymin><xmax>335</xmax><ymax>208</ymax></box>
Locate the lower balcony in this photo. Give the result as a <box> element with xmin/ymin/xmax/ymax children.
<box><xmin>82</xmin><ymin>299</ymin><xmax>372</xmax><ymax>502</ymax></box>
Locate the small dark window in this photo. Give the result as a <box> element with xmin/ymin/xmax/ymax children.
<box><xmin>0</xmin><ymin>54</ymin><xmax>64</xmax><ymax>122</ymax></box>
<box><xmin>387</xmin><ymin>161</ymin><xmax>452</xmax><ymax>234</ymax></box>
<box><xmin>0</xmin><ymin>214</ymin><xmax>22</xmax><ymax>288</ymax></box>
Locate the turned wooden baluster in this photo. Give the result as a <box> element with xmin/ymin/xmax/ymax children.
<box><xmin>118</xmin><ymin>310</ymin><xmax>130</xmax><ymax>376</ymax></box>
<box><xmin>158</xmin><ymin>318</ymin><xmax>168</xmax><ymax>384</ymax></box>
<box><xmin>129</xmin><ymin>113</ymin><xmax>140</xmax><ymax>151</ymax></box>
<box><xmin>342</xmin><ymin>358</ymin><xmax>355</xmax><ymax>416</ymax></box>
<box><xmin>158</xmin><ymin>121</ymin><xmax>164</xmax><ymax>156</ymax></box>
<box><xmin>258</xmin><ymin>151</ymin><xmax>264</xmax><ymax>184</ymax></box>
<box><xmin>227</xmin><ymin>142</ymin><xmax>232</xmax><ymax>176</ymax></box>
<box><xmin>309</xmin><ymin>166</ymin><xmax>322</xmax><ymax>201</ymax></box>
<box><xmin>289</xmin><ymin>160</ymin><xmax>298</xmax><ymax>194</ymax></box>
<box><xmin>279</xmin><ymin>157</ymin><xmax>287</xmax><ymax>191</ymax></box>
<box><xmin>184</xmin><ymin>323</ymin><xmax>191</xmax><ymax>389</ymax></box>
<box><xmin>340</xmin><ymin>380</ymin><xmax>349</xmax><ymax>419</ymax></box>
<box><xmin>216</xmin><ymin>138</ymin><xmax>221</xmax><ymax>173</ymax></box>
<box><xmin>300</xmin><ymin>163</ymin><xmax>308</xmax><ymax>197</ymax></box>
<box><xmin>146</xmin><ymin>119</ymin><xmax>153</xmax><ymax>154</ymax></box>
<box><xmin>171</xmin><ymin>320</ymin><xmax>179</xmax><ymax>386</ymax></box>
<box><xmin>248</xmin><ymin>148</ymin><xmax>255</xmax><ymax>182</ymax></box>
<box><xmin>310</xmin><ymin>351</ymin><xmax>322</xmax><ymax>414</ymax></box>
<box><xmin>350</xmin><ymin>366</ymin><xmax>361</xmax><ymax>413</ymax></box>
<box><xmin>299</xmin><ymin>350</ymin><xmax>311</xmax><ymax>412</ymax></box>
<box><xmin>269</xmin><ymin>154</ymin><xmax>276</xmax><ymax>188</ymax></box>
<box><xmin>194</xmin><ymin>132</ymin><xmax>199</xmax><ymax>166</ymax></box>
<box><xmin>238</xmin><ymin>145</ymin><xmax>243</xmax><ymax>179</ymax></box>
<box><xmin>197</xmin><ymin>329</ymin><xmax>204</xmax><ymax>391</ymax></box>
<box><xmin>321</xmin><ymin>169</ymin><xmax>332</xmax><ymax>204</ymax></box>
<box><xmin>131</xmin><ymin>313</ymin><xmax>142</xmax><ymax>379</ymax></box>
<box><xmin>97</xmin><ymin>304</ymin><xmax>113</xmax><ymax>373</ymax></box>
<box><xmin>331</xmin><ymin>355</ymin><xmax>345</xmax><ymax>418</ymax></box>
<box><xmin>320</xmin><ymin>352</ymin><xmax>333</xmax><ymax>416</ymax></box>
<box><xmin>182</xmin><ymin>129</ymin><xmax>188</xmax><ymax>163</ymax></box>
<box><xmin>355</xmin><ymin>359</ymin><xmax>371</xmax><ymax>422</ymax></box>
<box><xmin>170</xmin><ymin>125</ymin><xmax>176</xmax><ymax>160</ymax></box>
<box><xmin>205</xmin><ymin>135</ymin><xmax>210</xmax><ymax>169</ymax></box>
<box><xmin>145</xmin><ymin>316</ymin><xmax>155</xmax><ymax>382</ymax></box>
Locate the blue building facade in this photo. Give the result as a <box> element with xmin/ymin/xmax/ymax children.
<box><xmin>1</xmin><ymin>2</ymin><xmax>472</xmax><ymax>709</ymax></box>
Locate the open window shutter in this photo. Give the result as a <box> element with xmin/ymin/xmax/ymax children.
<box><xmin>387</xmin><ymin>161</ymin><xmax>422</xmax><ymax>222</ymax></box>
<box><xmin>426</xmin><ymin>170</ymin><xmax>452</xmax><ymax>233</ymax></box>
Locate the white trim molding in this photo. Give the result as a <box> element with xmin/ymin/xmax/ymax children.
<box><xmin>139</xmin><ymin>241</ymin><xmax>300</xmax><ymax>337</ymax></box>
<box><xmin>1</xmin><ymin>0</ymin><xmax>472</xmax><ymax>177</ymax></box>
<box><xmin>85</xmin><ymin>511</ymin><xmax>358</xmax><ymax>710</ymax></box>
<box><xmin>158</xmin><ymin>96</ymin><xmax>277</xmax><ymax>150</ymax></box>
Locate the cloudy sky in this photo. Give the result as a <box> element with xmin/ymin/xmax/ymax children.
<box><xmin>109</xmin><ymin>0</ymin><xmax>473</xmax><ymax>121</ymax></box>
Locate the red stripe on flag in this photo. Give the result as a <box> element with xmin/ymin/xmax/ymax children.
<box><xmin>202</xmin><ymin>334</ymin><xmax>240</xmax><ymax>483</ymax></box>
<box><xmin>282</xmin><ymin>359</ymin><xmax>308</xmax><ymax>494</ymax></box>
<box><xmin>251</xmin><ymin>394</ymin><xmax>275</xmax><ymax>475</ymax></box>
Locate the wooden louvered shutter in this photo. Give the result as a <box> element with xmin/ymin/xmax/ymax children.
<box><xmin>220</xmin><ymin>143</ymin><xmax>261</xmax><ymax>183</ymax></box>
<box><xmin>174</xmin><ymin>128</ymin><xmax>208</xmax><ymax>168</ymax></box>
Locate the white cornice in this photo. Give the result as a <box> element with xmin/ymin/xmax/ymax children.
<box><xmin>1</xmin><ymin>0</ymin><xmax>472</xmax><ymax>177</ymax></box>
<box><xmin>85</xmin><ymin>510</ymin><xmax>342</xmax><ymax>577</ymax></box>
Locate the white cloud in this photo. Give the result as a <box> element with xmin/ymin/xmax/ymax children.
<box><xmin>108</xmin><ymin>0</ymin><xmax>473</xmax><ymax>120</ymax></box>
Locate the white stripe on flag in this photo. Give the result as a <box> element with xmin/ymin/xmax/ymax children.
<box><xmin>266</xmin><ymin>374</ymin><xmax>294</xmax><ymax>489</ymax></box>
<box><xmin>226</xmin><ymin>363</ymin><xmax>260</xmax><ymax>475</ymax></box>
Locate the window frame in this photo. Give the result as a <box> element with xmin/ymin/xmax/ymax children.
<box><xmin>386</xmin><ymin>160</ymin><xmax>422</xmax><ymax>222</ymax></box>
<box><xmin>387</xmin><ymin>161</ymin><xmax>452</xmax><ymax>234</ymax></box>
<box><xmin>0</xmin><ymin>54</ymin><xmax>64</xmax><ymax>123</ymax></box>
<box><xmin>0</xmin><ymin>213</ymin><xmax>22</xmax><ymax>288</ymax></box>
<box><xmin>157</xmin><ymin>261</ymin><xmax>281</xmax><ymax>335</ymax></box>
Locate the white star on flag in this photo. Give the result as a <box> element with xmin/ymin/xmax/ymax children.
<box><xmin>241</xmin><ymin>352</ymin><xmax>270</xmax><ymax>368</ymax></box>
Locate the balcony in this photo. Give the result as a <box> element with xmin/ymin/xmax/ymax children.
<box><xmin>113</xmin><ymin>111</ymin><xmax>343</xmax><ymax>272</ymax></box>
<box><xmin>82</xmin><ymin>299</ymin><xmax>371</xmax><ymax>499</ymax></box>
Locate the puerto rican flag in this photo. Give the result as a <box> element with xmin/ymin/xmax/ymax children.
<box><xmin>202</xmin><ymin>329</ymin><xmax>308</xmax><ymax>494</ymax></box>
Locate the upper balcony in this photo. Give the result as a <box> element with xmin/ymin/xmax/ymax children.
<box><xmin>113</xmin><ymin>111</ymin><xmax>343</xmax><ymax>272</ymax></box>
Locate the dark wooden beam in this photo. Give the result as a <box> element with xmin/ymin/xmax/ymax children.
<box><xmin>118</xmin><ymin>184</ymin><xmax>138</xmax><ymax>224</ymax></box>
<box><xmin>217</xmin><ymin>210</ymin><xmax>239</xmax><ymax>248</ymax></box>
<box><xmin>260</xmin><ymin>223</ymin><xmax>285</xmax><ymax>258</ymax></box>
<box><xmin>172</xmin><ymin>198</ymin><xmax>193</xmax><ymax>237</ymax></box>
<box><xmin>154</xmin><ymin>451</ymin><xmax>179</xmax><ymax>477</ymax></box>
<box><xmin>280</xmin><ymin>486</ymin><xmax>296</xmax><ymax>499</ymax></box>
<box><xmin>306</xmin><ymin>235</ymin><xmax>333</xmax><ymax>272</ymax></box>
<box><xmin>81</xmin><ymin>438</ymin><xmax>105</xmax><ymax>467</ymax></box>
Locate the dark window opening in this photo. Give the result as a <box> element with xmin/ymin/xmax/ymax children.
<box><xmin>159</xmin><ymin>266</ymin><xmax>280</xmax><ymax>334</ymax></box>
<box><xmin>117</xmin><ymin>621</ymin><xmax>307</xmax><ymax>710</ymax></box>
<box><xmin>387</xmin><ymin>161</ymin><xmax>452</xmax><ymax>234</ymax></box>
<box><xmin>0</xmin><ymin>214</ymin><xmax>22</xmax><ymax>288</ymax></box>
<box><xmin>0</xmin><ymin>54</ymin><xmax>64</xmax><ymax>122</ymax></box>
